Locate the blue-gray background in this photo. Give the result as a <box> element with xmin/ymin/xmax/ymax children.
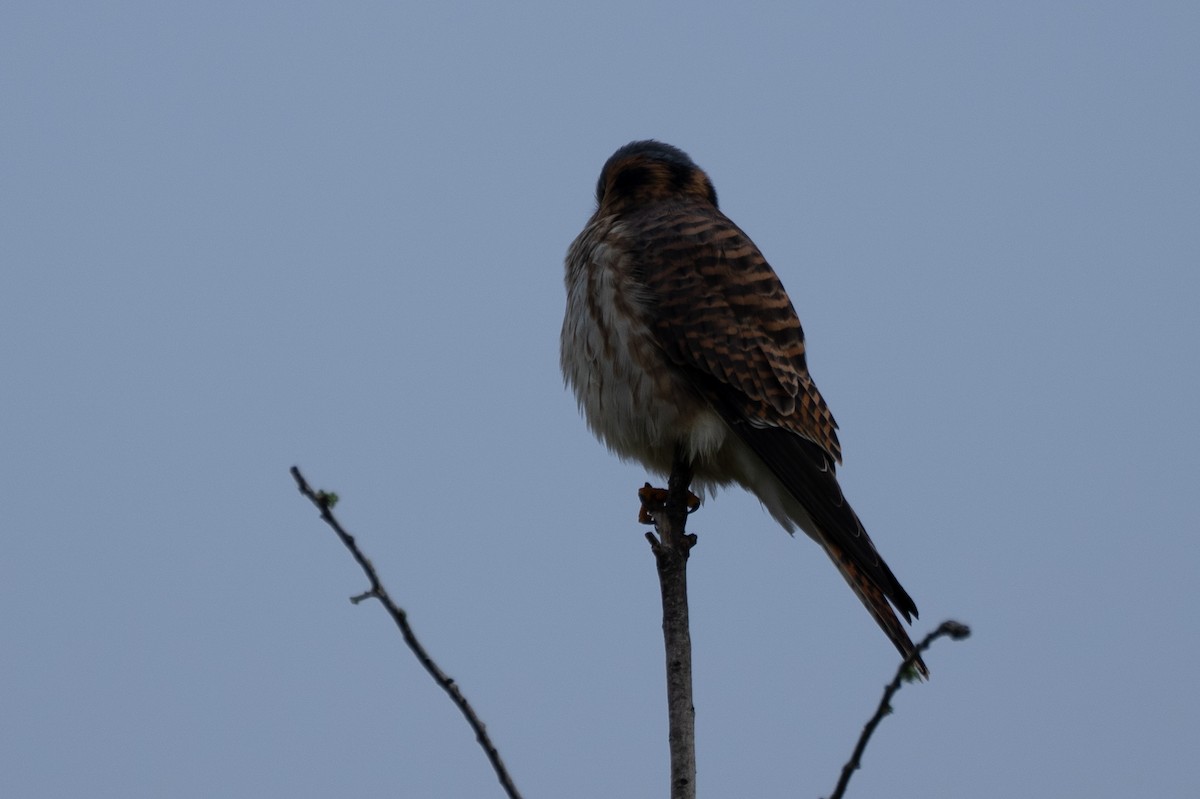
<box><xmin>4</xmin><ymin>3</ymin><xmax>1197</xmax><ymax>797</ymax></box>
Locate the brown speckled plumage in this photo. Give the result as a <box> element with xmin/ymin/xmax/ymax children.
<box><xmin>561</xmin><ymin>141</ymin><xmax>925</xmax><ymax>675</ymax></box>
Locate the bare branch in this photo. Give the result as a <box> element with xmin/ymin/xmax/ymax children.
<box><xmin>640</xmin><ymin>450</ymin><xmax>699</xmax><ymax>799</ymax></box>
<box><xmin>825</xmin><ymin>620</ymin><xmax>972</xmax><ymax>799</ymax></box>
<box><xmin>290</xmin><ymin>466</ymin><xmax>523</xmax><ymax>799</ymax></box>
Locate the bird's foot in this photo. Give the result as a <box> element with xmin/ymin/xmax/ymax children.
<box><xmin>637</xmin><ymin>482</ymin><xmax>701</xmax><ymax>524</ymax></box>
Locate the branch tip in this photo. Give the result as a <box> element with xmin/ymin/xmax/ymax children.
<box><xmin>290</xmin><ymin>465</ymin><xmax>524</xmax><ymax>799</ymax></box>
<box><xmin>826</xmin><ymin>619</ymin><xmax>971</xmax><ymax>799</ymax></box>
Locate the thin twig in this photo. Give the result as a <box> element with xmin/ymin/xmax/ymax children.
<box><xmin>825</xmin><ymin>620</ymin><xmax>971</xmax><ymax>799</ymax></box>
<box><xmin>641</xmin><ymin>450</ymin><xmax>698</xmax><ymax>799</ymax></box>
<box><xmin>290</xmin><ymin>466</ymin><xmax>523</xmax><ymax>799</ymax></box>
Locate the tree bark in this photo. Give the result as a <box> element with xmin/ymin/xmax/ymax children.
<box><xmin>644</xmin><ymin>453</ymin><xmax>697</xmax><ymax>799</ymax></box>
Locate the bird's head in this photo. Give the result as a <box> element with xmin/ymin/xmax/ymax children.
<box><xmin>595</xmin><ymin>140</ymin><xmax>718</xmax><ymax>212</ymax></box>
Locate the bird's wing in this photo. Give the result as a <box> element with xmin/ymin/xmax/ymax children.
<box><xmin>627</xmin><ymin>201</ymin><xmax>842</xmax><ymax>464</ymax></box>
<box><xmin>629</xmin><ymin>201</ymin><xmax>924</xmax><ymax>669</ymax></box>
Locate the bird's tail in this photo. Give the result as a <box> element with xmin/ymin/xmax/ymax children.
<box><xmin>822</xmin><ymin>538</ymin><xmax>929</xmax><ymax>678</ymax></box>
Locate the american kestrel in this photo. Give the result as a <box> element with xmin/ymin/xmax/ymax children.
<box><xmin>560</xmin><ymin>140</ymin><xmax>926</xmax><ymax>675</ymax></box>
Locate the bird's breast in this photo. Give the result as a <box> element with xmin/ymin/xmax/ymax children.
<box><xmin>560</xmin><ymin>225</ymin><xmax>727</xmax><ymax>475</ymax></box>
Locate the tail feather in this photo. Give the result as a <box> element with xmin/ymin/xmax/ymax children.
<box><xmin>717</xmin><ymin>411</ymin><xmax>927</xmax><ymax>675</ymax></box>
<box><xmin>823</xmin><ymin>538</ymin><xmax>929</xmax><ymax>678</ymax></box>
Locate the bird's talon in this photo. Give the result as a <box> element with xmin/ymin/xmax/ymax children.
<box><xmin>637</xmin><ymin>483</ymin><xmax>668</xmax><ymax>524</ymax></box>
<box><xmin>637</xmin><ymin>484</ymin><xmax>701</xmax><ymax>523</ymax></box>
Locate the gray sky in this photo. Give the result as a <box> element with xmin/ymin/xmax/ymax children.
<box><xmin>4</xmin><ymin>2</ymin><xmax>1198</xmax><ymax>797</ymax></box>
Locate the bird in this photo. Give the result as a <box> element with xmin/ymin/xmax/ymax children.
<box><xmin>560</xmin><ymin>140</ymin><xmax>926</xmax><ymax>675</ymax></box>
